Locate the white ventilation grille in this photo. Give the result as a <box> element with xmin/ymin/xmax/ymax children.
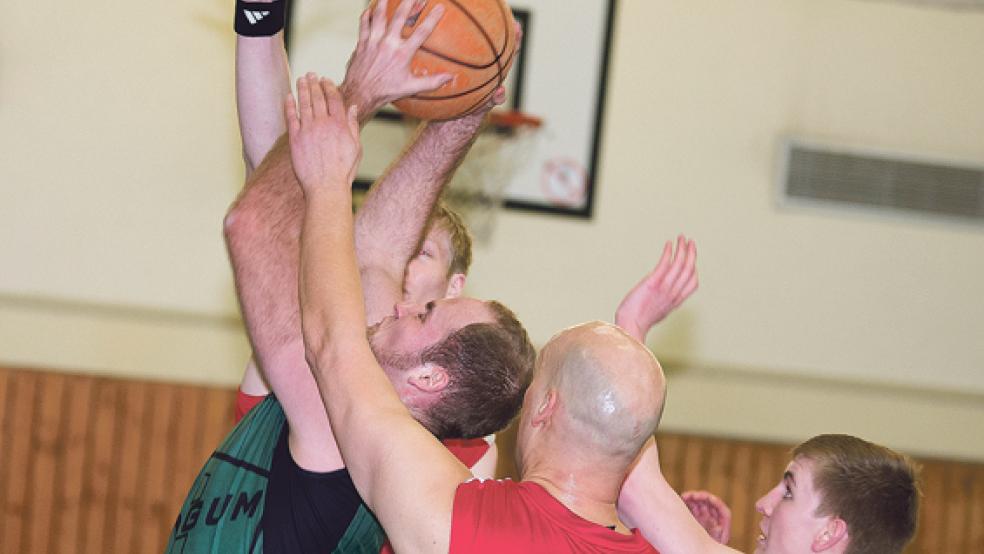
<box><xmin>859</xmin><ymin>0</ymin><xmax>984</xmax><ymax>11</ymax></box>
<box><xmin>781</xmin><ymin>140</ymin><xmax>984</xmax><ymax>220</ymax></box>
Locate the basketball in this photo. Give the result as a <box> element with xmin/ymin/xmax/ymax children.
<box><xmin>382</xmin><ymin>0</ymin><xmax>518</xmax><ymax>120</ymax></box>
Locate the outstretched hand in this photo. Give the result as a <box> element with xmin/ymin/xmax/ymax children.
<box><xmin>285</xmin><ymin>73</ymin><xmax>362</xmax><ymax>194</ymax></box>
<box><xmin>681</xmin><ymin>490</ymin><xmax>732</xmax><ymax>545</ymax></box>
<box><xmin>341</xmin><ymin>0</ymin><xmax>452</xmax><ymax>122</ymax></box>
<box><xmin>615</xmin><ymin>235</ymin><xmax>698</xmax><ymax>342</ymax></box>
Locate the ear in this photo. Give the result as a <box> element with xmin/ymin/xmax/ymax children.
<box><xmin>407</xmin><ymin>364</ymin><xmax>450</xmax><ymax>393</ymax></box>
<box><xmin>812</xmin><ymin>517</ymin><xmax>848</xmax><ymax>552</ymax></box>
<box><xmin>531</xmin><ymin>389</ymin><xmax>558</xmax><ymax>427</ymax></box>
<box><xmin>445</xmin><ymin>273</ymin><xmax>466</xmax><ymax>298</ymax></box>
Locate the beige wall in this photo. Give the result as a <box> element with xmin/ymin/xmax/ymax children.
<box><xmin>2</xmin><ymin>1</ymin><xmax>982</xmax><ymax>459</ymax></box>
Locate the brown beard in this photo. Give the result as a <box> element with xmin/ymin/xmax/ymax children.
<box><xmin>366</xmin><ymin>324</ymin><xmax>423</xmax><ymax>372</ymax></box>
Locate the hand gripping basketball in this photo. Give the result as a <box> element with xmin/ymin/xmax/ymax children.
<box><xmin>381</xmin><ymin>0</ymin><xmax>519</xmax><ymax>120</ymax></box>
<box><xmin>341</xmin><ymin>0</ymin><xmax>454</xmax><ymax>123</ymax></box>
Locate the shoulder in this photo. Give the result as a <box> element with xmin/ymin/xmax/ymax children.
<box><xmin>451</xmin><ymin>479</ymin><xmax>546</xmax><ymax>536</ymax></box>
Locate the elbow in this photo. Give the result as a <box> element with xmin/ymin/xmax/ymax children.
<box><xmin>301</xmin><ymin>328</ymin><xmax>341</xmax><ymax>389</ymax></box>
<box><xmin>301</xmin><ymin>326</ymin><xmax>325</xmax><ymax>375</ymax></box>
<box><xmin>300</xmin><ymin>312</ymin><xmax>333</xmax><ymax>378</ymax></box>
<box><xmin>223</xmin><ymin>191</ymin><xmax>262</xmax><ymax>257</ymax></box>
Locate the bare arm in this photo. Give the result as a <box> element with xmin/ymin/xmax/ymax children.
<box><xmin>614</xmin><ymin>242</ymin><xmax>736</xmax><ymax>550</ymax></box>
<box><xmin>222</xmin><ymin>0</ymin><xmax>456</xmax><ymax>468</ymax></box>
<box><xmin>618</xmin><ymin>438</ymin><xmax>739</xmax><ymax>554</ymax></box>
<box><xmin>293</xmin><ymin>76</ymin><xmax>468</xmax><ymax>554</ymax></box>
<box><xmin>232</xmin><ymin>0</ymin><xmax>291</xmax><ymax>396</ymax></box>
<box><xmin>355</xmin><ymin>111</ymin><xmax>491</xmax><ymax>323</ymax></box>
<box><xmin>350</xmin><ymin>1</ymin><xmax>519</xmax><ymax>324</ymax></box>
<box><xmin>235</xmin><ymin>0</ymin><xmax>290</xmax><ymax>176</ymax></box>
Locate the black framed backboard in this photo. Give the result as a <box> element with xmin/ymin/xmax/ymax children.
<box><xmin>287</xmin><ymin>0</ymin><xmax>616</xmax><ymax>218</ymax></box>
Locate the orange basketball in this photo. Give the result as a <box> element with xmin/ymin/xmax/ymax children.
<box><xmin>383</xmin><ymin>0</ymin><xmax>517</xmax><ymax>120</ymax></box>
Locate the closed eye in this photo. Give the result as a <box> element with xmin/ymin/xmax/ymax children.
<box><xmin>420</xmin><ymin>301</ymin><xmax>436</xmax><ymax>323</ymax></box>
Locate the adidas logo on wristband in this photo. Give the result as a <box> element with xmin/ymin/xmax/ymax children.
<box><xmin>243</xmin><ymin>10</ymin><xmax>271</xmax><ymax>25</ymax></box>
<box><xmin>234</xmin><ymin>0</ymin><xmax>285</xmax><ymax>37</ymax></box>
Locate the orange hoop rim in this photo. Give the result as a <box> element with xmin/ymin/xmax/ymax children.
<box><xmin>488</xmin><ymin>109</ymin><xmax>542</xmax><ymax>129</ymax></box>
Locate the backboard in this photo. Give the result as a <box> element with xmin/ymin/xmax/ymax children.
<box><xmin>287</xmin><ymin>0</ymin><xmax>616</xmax><ymax>218</ymax></box>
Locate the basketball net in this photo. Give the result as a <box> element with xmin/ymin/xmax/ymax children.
<box><xmin>402</xmin><ymin>109</ymin><xmax>543</xmax><ymax>243</ymax></box>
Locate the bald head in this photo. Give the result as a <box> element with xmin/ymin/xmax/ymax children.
<box><xmin>538</xmin><ymin>321</ymin><xmax>666</xmax><ymax>460</ymax></box>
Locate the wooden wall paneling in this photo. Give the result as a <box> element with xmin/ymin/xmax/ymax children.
<box><xmin>656</xmin><ymin>433</ymin><xmax>685</xmax><ymax>490</ymax></box>
<box><xmin>724</xmin><ymin>441</ymin><xmax>754</xmax><ymax>550</ymax></box>
<box><xmin>0</xmin><ymin>368</ymin><xmax>10</xmax><ymax>552</ymax></box>
<box><xmin>0</xmin><ymin>368</ymin><xmax>8</xmax><ymax>461</ymax></box>
<box><xmin>702</xmin><ymin>438</ymin><xmax>732</xmax><ymax>501</ymax></box>
<box><xmin>681</xmin><ymin>436</ymin><xmax>706</xmax><ymax>493</ymax></box>
<box><xmin>136</xmin><ymin>383</ymin><xmax>179</xmax><ymax>552</ymax></box>
<box><xmin>25</xmin><ymin>372</ymin><xmax>66</xmax><ymax>553</ymax></box>
<box><xmin>167</xmin><ymin>384</ymin><xmax>206</xmax><ymax>525</ymax></box>
<box><xmin>702</xmin><ymin>439</ymin><xmax>733</xmax><ymax>541</ymax></box>
<box><xmin>4</xmin><ymin>367</ymin><xmax>984</xmax><ymax>552</ymax></box>
<box><xmin>198</xmin><ymin>386</ymin><xmax>236</xmax><ymax>462</ymax></box>
<box><xmin>52</xmin><ymin>374</ymin><xmax>95</xmax><ymax>554</ymax></box>
<box><xmin>916</xmin><ymin>460</ymin><xmax>946</xmax><ymax>553</ymax></box>
<box><xmin>944</xmin><ymin>462</ymin><xmax>975</xmax><ymax>553</ymax></box>
<box><xmin>493</xmin><ymin>420</ymin><xmax>520</xmax><ymax>480</ymax></box>
<box><xmin>80</xmin><ymin>379</ymin><xmax>120</xmax><ymax>553</ymax></box>
<box><xmin>970</xmin><ymin>465</ymin><xmax>984</xmax><ymax>552</ymax></box>
<box><xmin>1</xmin><ymin>369</ymin><xmax>39</xmax><ymax>553</ymax></box>
<box><xmin>110</xmin><ymin>380</ymin><xmax>150</xmax><ymax>554</ymax></box>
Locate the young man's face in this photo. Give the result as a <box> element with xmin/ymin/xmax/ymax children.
<box><xmin>367</xmin><ymin>297</ymin><xmax>492</xmax><ymax>370</ymax></box>
<box><xmin>402</xmin><ymin>224</ymin><xmax>461</xmax><ymax>304</ymax></box>
<box><xmin>754</xmin><ymin>457</ymin><xmax>833</xmax><ymax>553</ymax></box>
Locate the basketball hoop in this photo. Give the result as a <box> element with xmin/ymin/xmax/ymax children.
<box><xmin>444</xmin><ymin>108</ymin><xmax>542</xmax><ymax>243</ymax></box>
<box><xmin>395</xmin><ymin>108</ymin><xmax>542</xmax><ymax>243</ymax></box>
<box><xmin>488</xmin><ymin>110</ymin><xmax>542</xmax><ymax>133</ymax></box>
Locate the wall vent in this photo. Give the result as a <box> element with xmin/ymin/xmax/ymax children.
<box><xmin>781</xmin><ymin>139</ymin><xmax>984</xmax><ymax>221</ymax></box>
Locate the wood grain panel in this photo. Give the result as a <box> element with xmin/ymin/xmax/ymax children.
<box><xmin>25</xmin><ymin>372</ymin><xmax>65</xmax><ymax>553</ymax></box>
<box><xmin>52</xmin><ymin>375</ymin><xmax>95</xmax><ymax>554</ymax></box>
<box><xmin>110</xmin><ymin>380</ymin><xmax>149</xmax><ymax>554</ymax></box>
<box><xmin>1</xmin><ymin>370</ymin><xmax>38</xmax><ymax>553</ymax></box>
<box><xmin>1</xmin><ymin>367</ymin><xmax>982</xmax><ymax>553</ymax></box>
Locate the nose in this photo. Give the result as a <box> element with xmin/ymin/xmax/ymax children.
<box><xmin>394</xmin><ymin>301</ymin><xmax>422</xmax><ymax>319</ymax></box>
<box><xmin>755</xmin><ymin>484</ymin><xmax>781</xmax><ymax>516</ymax></box>
<box><xmin>754</xmin><ymin>494</ymin><xmax>769</xmax><ymax>517</ymax></box>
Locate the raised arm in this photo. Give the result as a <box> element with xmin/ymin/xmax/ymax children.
<box><xmin>354</xmin><ymin>110</ymin><xmax>492</xmax><ymax>323</ymax></box>
<box><xmin>618</xmin><ymin>438</ymin><xmax>739</xmax><ymax>554</ymax></box>
<box><xmin>615</xmin><ymin>235</ymin><xmax>697</xmax><ymax>342</ymax></box>
<box><xmin>232</xmin><ymin>0</ymin><xmax>291</xmax><ymax>398</ymax></box>
<box><xmin>235</xmin><ymin>0</ymin><xmax>290</xmax><ymax>175</ymax></box>
<box><xmin>222</xmin><ymin>0</ymin><xmax>456</xmax><ymax>467</ymax></box>
<box><xmin>351</xmin><ymin>4</ymin><xmax>519</xmax><ymax>323</ymax></box>
<box><xmin>295</xmin><ymin>76</ymin><xmax>468</xmax><ymax>554</ymax></box>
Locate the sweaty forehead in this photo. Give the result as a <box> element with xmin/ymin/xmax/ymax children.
<box><xmin>436</xmin><ymin>297</ymin><xmax>494</xmax><ymax>326</ymax></box>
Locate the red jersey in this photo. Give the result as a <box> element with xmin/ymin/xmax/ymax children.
<box><xmin>450</xmin><ymin>479</ymin><xmax>659</xmax><ymax>553</ymax></box>
<box><xmin>235</xmin><ymin>389</ymin><xmax>267</xmax><ymax>421</ymax></box>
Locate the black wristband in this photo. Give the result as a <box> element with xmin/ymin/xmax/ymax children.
<box><xmin>234</xmin><ymin>0</ymin><xmax>286</xmax><ymax>37</ymax></box>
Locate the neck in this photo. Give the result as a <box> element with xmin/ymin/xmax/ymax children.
<box><xmin>521</xmin><ymin>455</ymin><xmax>631</xmax><ymax>534</ymax></box>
